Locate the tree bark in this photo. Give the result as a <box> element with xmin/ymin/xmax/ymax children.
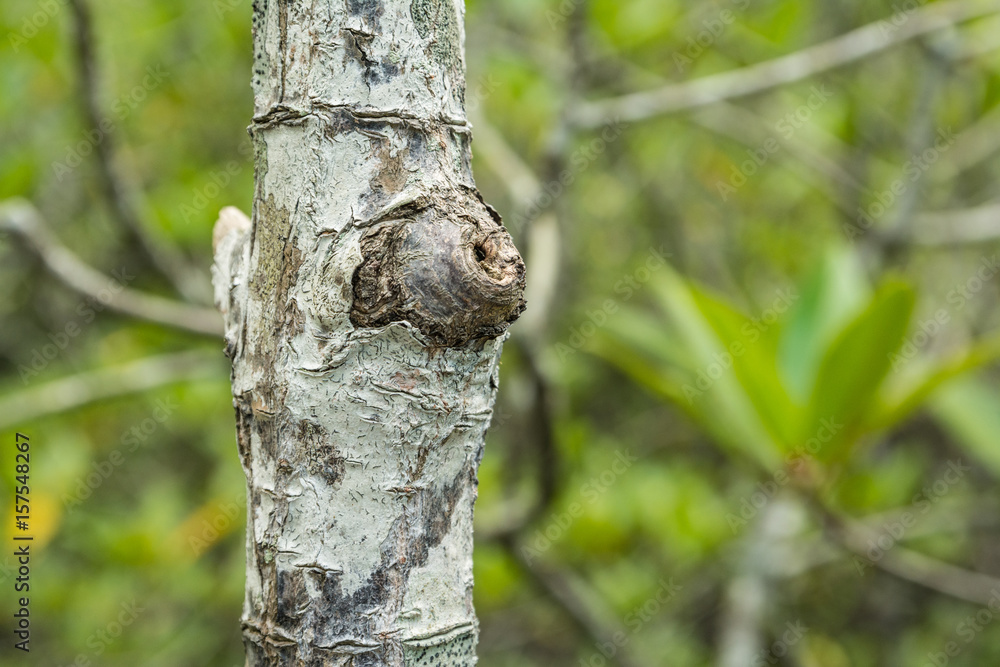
<box><xmin>211</xmin><ymin>2</ymin><xmax>525</xmax><ymax>665</ymax></box>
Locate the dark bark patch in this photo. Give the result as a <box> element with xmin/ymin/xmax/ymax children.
<box><xmin>344</xmin><ymin>28</ymin><xmax>377</xmax><ymax>70</ymax></box>
<box><xmin>304</xmin><ymin>462</ymin><xmax>472</xmax><ymax>658</ymax></box>
<box><xmin>350</xmin><ymin>188</ymin><xmax>525</xmax><ymax>347</ymax></box>
<box><xmin>407</xmin><ymin>457</ymin><xmax>468</xmax><ymax>566</ymax></box>
<box><xmin>285</xmin><ymin>298</ymin><xmax>305</xmax><ymax>338</ymax></box>
<box><xmin>342</xmin><ymin>26</ymin><xmax>400</xmax><ymax>88</ymax></box>
<box><xmin>235</xmin><ymin>404</ymin><xmax>254</xmax><ymax>473</ymax></box>
<box><xmin>252</xmin><ymin>385</ymin><xmax>281</xmax><ymax>458</ymax></box>
<box><xmin>248</xmin><ymin>194</ymin><xmax>304</xmax><ymax>360</ymax></box>
<box><xmin>347</xmin><ymin>0</ymin><xmax>383</xmax><ymax>28</ymax></box>
<box><xmin>277</xmin><ymin>0</ymin><xmax>289</xmax><ymax>102</ymax></box>
<box><xmin>371</xmin><ymin>137</ymin><xmax>411</xmax><ymax>195</ymax></box>
<box><xmin>343</xmin><ymin>1</ymin><xmax>402</xmax><ymax>88</ymax></box>
<box><xmin>275</xmin><ymin>568</ymin><xmax>309</xmax><ymax>628</ymax></box>
<box><xmin>298</xmin><ymin>420</ymin><xmax>347</xmax><ymax>488</ymax></box>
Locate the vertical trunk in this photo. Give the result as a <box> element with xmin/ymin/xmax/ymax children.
<box><xmin>212</xmin><ymin>2</ymin><xmax>525</xmax><ymax>665</ymax></box>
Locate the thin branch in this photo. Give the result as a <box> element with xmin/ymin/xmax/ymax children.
<box><xmin>716</xmin><ymin>499</ymin><xmax>801</xmax><ymax>667</ymax></box>
<box><xmin>469</xmin><ymin>111</ymin><xmax>562</xmax><ymax>343</ymax></box>
<box><xmin>67</xmin><ymin>0</ymin><xmax>210</xmax><ymax>304</ymax></box>
<box><xmin>798</xmin><ymin>498</ymin><xmax>998</xmax><ymax>573</ymax></box>
<box><xmin>469</xmin><ymin>108</ymin><xmax>544</xmax><ymax>207</ymax></box>
<box><xmin>578</xmin><ymin>29</ymin><xmax>877</xmax><ymax>225</ymax></box>
<box><xmin>0</xmin><ymin>199</ymin><xmax>223</xmax><ymax>336</ymax></box>
<box><xmin>0</xmin><ymin>351</ymin><xmax>225</xmax><ymax>431</ymax></box>
<box><xmin>689</xmin><ymin>102</ymin><xmax>864</xmax><ymax>214</ymax></box>
<box><xmin>572</xmin><ymin>0</ymin><xmax>1000</xmax><ymax>128</ymax></box>
<box><xmin>844</xmin><ymin>521</ymin><xmax>1000</xmax><ymax>606</ymax></box>
<box><xmin>938</xmin><ymin>102</ymin><xmax>1000</xmax><ymax>178</ymax></box>
<box><xmin>469</xmin><ymin>2</ymin><xmax>596</xmax><ymax>543</ymax></box>
<box><xmin>810</xmin><ymin>497</ymin><xmax>1000</xmax><ymax>607</ymax></box>
<box><xmin>905</xmin><ymin>203</ymin><xmax>1000</xmax><ymax>245</ymax></box>
<box><xmin>878</xmin><ymin>41</ymin><xmax>953</xmax><ymax>266</ymax></box>
<box><xmin>503</xmin><ymin>539</ymin><xmax>644</xmax><ymax>667</ymax></box>
<box><xmin>470</xmin><ymin>115</ymin><xmax>561</xmax><ymax>540</ymax></box>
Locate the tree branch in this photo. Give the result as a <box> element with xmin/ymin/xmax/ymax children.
<box><xmin>503</xmin><ymin>539</ymin><xmax>644</xmax><ymax>667</ymax></box>
<box><xmin>811</xmin><ymin>497</ymin><xmax>1000</xmax><ymax>607</ymax></box>
<box><xmin>902</xmin><ymin>203</ymin><xmax>1000</xmax><ymax>245</ymax></box>
<box><xmin>690</xmin><ymin>102</ymin><xmax>864</xmax><ymax>213</ymax></box>
<box><xmin>936</xmin><ymin>101</ymin><xmax>1000</xmax><ymax>179</ymax></box>
<box><xmin>572</xmin><ymin>0</ymin><xmax>1000</xmax><ymax>128</ymax></box>
<box><xmin>716</xmin><ymin>499</ymin><xmax>803</xmax><ymax>667</ymax></box>
<box><xmin>0</xmin><ymin>351</ymin><xmax>225</xmax><ymax>431</ymax></box>
<box><xmin>470</xmin><ymin>111</ymin><xmax>562</xmax><ymax>343</ymax></box>
<box><xmin>0</xmin><ymin>199</ymin><xmax>223</xmax><ymax>336</ymax></box>
<box><xmin>67</xmin><ymin>0</ymin><xmax>211</xmax><ymax>304</ymax></box>
<box><xmin>842</xmin><ymin>520</ymin><xmax>1000</xmax><ymax>606</ymax></box>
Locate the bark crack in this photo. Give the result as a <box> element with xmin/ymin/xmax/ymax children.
<box><xmin>252</xmin><ymin>102</ymin><xmax>470</xmax><ymax>131</ymax></box>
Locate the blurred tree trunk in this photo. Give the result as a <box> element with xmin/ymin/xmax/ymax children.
<box><xmin>211</xmin><ymin>2</ymin><xmax>524</xmax><ymax>665</ymax></box>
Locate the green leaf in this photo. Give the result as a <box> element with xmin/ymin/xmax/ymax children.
<box><xmin>872</xmin><ymin>332</ymin><xmax>1000</xmax><ymax>431</ymax></box>
<box><xmin>930</xmin><ymin>375</ymin><xmax>1000</xmax><ymax>479</ymax></box>
<box><xmin>779</xmin><ymin>249</ymin><xmax>869</xmax><ymax>400</ymax></box>
<box><xmin>597</xmin><ymin>307</ymin><xmax>692</xmax><ymax>372</ymax></box>
<box><xmin>590</xmin><ymin>320</ymin><xmax>690</xmax><ymax>406</ymax></box>
<box><xmin>689</xmin><ymin>287</ymin><xmax>799</xmax><ymax>448</ymax></box>
<box><xmin>803</xmin><ymin>280</ymin><xmax>915</xmax><ymax>460</ymax></box>
<box><xmin>637</xmin><ymin>268</ymin><xmax>782</xmax><ymax>467</ymax></box>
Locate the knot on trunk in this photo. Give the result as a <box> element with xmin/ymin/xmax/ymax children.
<box><xmin>350</xmin><ymin>188</ymin><xmax>526</xmax><ymax>346</ymax></box>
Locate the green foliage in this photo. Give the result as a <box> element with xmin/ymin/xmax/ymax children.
<box><xmin>594</xmin><ymin>249</ymin><xmax>1000</xmax><ymax>476</ymax></box>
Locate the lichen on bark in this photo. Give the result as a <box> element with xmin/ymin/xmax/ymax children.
<box><xmin>212</xmin><ymin>1</ymin><xmax>522</xmax><ymax>665</ymax></box>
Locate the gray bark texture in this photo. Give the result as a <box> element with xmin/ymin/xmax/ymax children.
<box><xmin>210</xmin><ymin>1</ymin><xmax>525</xmax><ymax>665</ymax></box>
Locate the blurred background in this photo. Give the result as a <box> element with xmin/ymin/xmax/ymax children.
<box><xmin>3</xmin><ymin>0</ymin><xmax>1000</xmax><ymax>665</ymax></box>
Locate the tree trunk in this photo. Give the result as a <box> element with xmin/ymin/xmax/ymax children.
<box><xmin>211</xmin><ymin>2</ymin><xmax>525</xmax><ymax>665</ymax></box>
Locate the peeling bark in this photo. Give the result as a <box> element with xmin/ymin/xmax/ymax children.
<box><xmin>212</xmin><ymin>2</ymin><xmax>524</xmax><ymax>665</ymax></box>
